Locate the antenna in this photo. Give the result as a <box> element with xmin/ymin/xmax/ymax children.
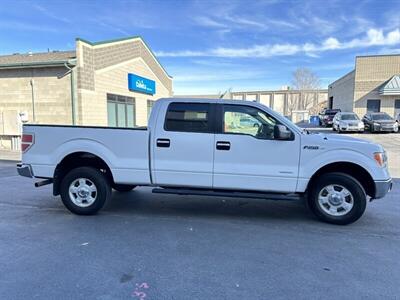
<box><xmin>219</xmin><ymin>88</ymin><xmax>232</xmax><ymax>99</ymax></box>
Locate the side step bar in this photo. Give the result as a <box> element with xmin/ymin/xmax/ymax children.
<box><xmin>152</xmin><ymin>187</ymin><xmax>302</xmax><ymax>201</ymax></box>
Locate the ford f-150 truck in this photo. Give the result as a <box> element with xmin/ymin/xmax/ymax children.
<box><xmin>17</xmin><ymin>98</ymin><xmax>393</xmax><ymax>225</ymax></box>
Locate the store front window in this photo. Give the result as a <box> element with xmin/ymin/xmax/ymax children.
<box><xmin>107</xmin><ymin>93</ymin><xmax>135</xmax><ymax>127</ymax></box>
<box><xmin>147</xmin><ymin>100</ymin><xmax>155</xmax><ymax>121</ymax></box>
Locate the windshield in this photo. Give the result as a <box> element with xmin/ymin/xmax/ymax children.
<box><xmin>372</xmin><ymin>113</ymin><xmax>392</xmax><ymax>120</ymax></box>
<box><xmin>341</xmin><ymin>114</ymin><xmax>359</xmax><ymax>120</ymax></box>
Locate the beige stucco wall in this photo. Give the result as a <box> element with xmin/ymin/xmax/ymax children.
<box><xmin>76</xmin><ymin>38</ymin><xmax>173</xmax><ymax>126</ymax></box>
<box><xmin>328</xmin><ymin>70</ymin><xmax>355</xmax><ymax>112</ymax></box>
<box><xmin>354</xmin><ymin>55</ymin><xmax>400</xmax><ymax>117</ymax></box>
<box><xmin>0</xmin><ymin>67</ymin><xmax>72</xmax><ymax>125</ymax></box>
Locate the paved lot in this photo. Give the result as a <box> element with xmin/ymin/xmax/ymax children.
<box><xmin>0</xmin><ymin>160</ymin><xmax>399</xmax><ymax>299</ymax></box>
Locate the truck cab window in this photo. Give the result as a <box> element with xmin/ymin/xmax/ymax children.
<box><xmin>165</xmin><ymin>103</ymin><xmax>211</xmax><ymax>133</ymax></box>
<box><xmin>223</xmin><ymin>105</ymin><xmax>282</xmax><ymax>139</ymax></box>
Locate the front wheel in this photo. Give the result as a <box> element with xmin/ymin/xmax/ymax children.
<box><xmin>307</xmin><ymin>172</ymin><xmax>367</xmax><ymax>225</ymax></box>
<box><xmin>60</xmin><ymin>167</ymin><xmax>111</xmax><ymax>215</ymax></box>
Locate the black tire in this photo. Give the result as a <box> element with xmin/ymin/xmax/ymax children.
<box><xmin>60</xmin><ymin>166</ymin><xmax>111</xmax><ymax>215</ymax></box>
<box><xmin>307</xmin><ymin>172</ymin><xmax>367</xmax><ymax>225</ymax></box>
<box><xmin>113</xmin><ymin>184</ymin><xmax>136</xmax><ymax>192</ymax></box>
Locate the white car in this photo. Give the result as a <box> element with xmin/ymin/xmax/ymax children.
<box><xmin>333</xmin><ymin>112</ymin><xmax>364</xmax><ymax>133</ymax></box>
<box><xmin>17</xmin><ymin>98</ymin><xmax>392</xmax><ymax>225</ymax></box>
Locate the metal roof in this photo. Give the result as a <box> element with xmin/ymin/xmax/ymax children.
<box><xmin>0</xmin><ymin>50</ymin><xmax>76</xmax><ymax>69</ymax></box>
<box><xmin>379</xmin><ymin>75</ymin><xmax>400</xmax><ymax>95</ymax></box>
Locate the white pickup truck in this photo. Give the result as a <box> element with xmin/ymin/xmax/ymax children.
<box><xmin>17</xmin><ymin>98</ymin><xmax>392</xmax><ymax>225</ymax></box>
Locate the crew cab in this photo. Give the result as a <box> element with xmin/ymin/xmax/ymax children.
<box><xmin>18</xmin><ymin>98</ymin><xmax>392</xmax><ymax>225</ymax></box>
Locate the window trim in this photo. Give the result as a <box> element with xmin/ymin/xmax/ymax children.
<box><xmin>216</xmin><ymin>103</ymin><xmax>294</xmax><ymax>141</ymax></box>
<box><xmin>163</xmin><ymin>102</ymin><xmax>217</xmax><ymax>133</ymax></box>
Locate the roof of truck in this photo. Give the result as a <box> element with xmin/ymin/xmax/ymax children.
<box><xmin>159</xmin><ymin>97</ymin><xmax>257</xmax><ymax>106</ymax></box>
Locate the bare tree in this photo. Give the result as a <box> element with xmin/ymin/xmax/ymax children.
<box><xmin>289</xmin><ymin>68</ymin><xmax>321</xmax><ymax>112</ymax></box>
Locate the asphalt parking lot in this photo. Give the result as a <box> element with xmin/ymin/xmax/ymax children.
<box><xmin>0</xmin><ymin>158</ymin><xmax>399</xmax><ymax>299</ymax></box>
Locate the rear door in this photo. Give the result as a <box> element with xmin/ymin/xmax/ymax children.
<box><xmin>212</xmin><ymin>104</ymin><xmax>300</xmax><ymax>193</ymax></box>
<box><xmin>152</xmin><ymin>102</ymin><xmax>216</xmax><ymax>188</ymax></box>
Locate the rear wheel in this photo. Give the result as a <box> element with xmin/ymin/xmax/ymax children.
<box><xmin>113</xmin><ymin>184</ymin><xmax>136</xmax><ymax>192</ymax></box>
<box><xmin>307</xmin><ymin>172</ymin><xmax>367</xmax><ymax>225</ymax></box>
<box><xmin>60</xmin><ymin>167</ymin><xmax>111</xmax><ymax>215</ymax></box>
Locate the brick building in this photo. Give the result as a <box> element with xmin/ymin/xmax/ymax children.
<box><xmin>0</xmin><ymin>36</ymin><xmax>173</xmax><ymax>150</ymax></box>
<box><xmin>329</xmin><ymin>54</ymin><xmax>400</xmax><ymax>117</ymax></box>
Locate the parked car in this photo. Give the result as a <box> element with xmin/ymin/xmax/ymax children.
<box><xmin>332</xmin><ymin>112</ymin><xmax>364</xmax><ymax>133</ymax></box>
<box><xmin>319</xmin><ymin>108</ymin><xmax>341</xmax><ymax>127</ymax></box>
<box><xmin>362</xmin><ymin>112</ymin><xmax>399</xmax><ymax>133</ymax></box>
<box><xmin>17</xmin><ymin>98</ymin><xmax>392</xmax><ymax>225</ymax></box>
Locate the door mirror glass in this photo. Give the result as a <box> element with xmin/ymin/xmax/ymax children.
<box><xmin>274</xmin><ymin>124</ymin><xmax>292</xmax><ymax>140</ymax></box>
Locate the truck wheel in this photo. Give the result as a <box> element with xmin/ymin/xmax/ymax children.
<box><xmin>307</xmin><ymin>172</ymin><xmax>366</xmax><ymax>225</ymax></box>
<box><xmin>113</xmin><ymin>184</ymin><xmax>136</xmax><ymax>192</ymax></box>
<box><xmin>60</xmin><ymin>167</ymin><xmax>111</xmax><ymax>215</ymax></box>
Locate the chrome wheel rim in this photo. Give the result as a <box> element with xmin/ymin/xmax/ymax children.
<box><xmin>318</xmin><ymin>184</ymin><xmax>354</xmax><ymax>216</ymax></box>
<box><xmin>69</xmin><ymin>178</ymin><xmax>97</xmax><ymax>207</ymax></box>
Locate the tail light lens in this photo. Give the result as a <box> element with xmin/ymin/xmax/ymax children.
<box><xmin>21</xmin><ymin>133</ymin><xmax>34</xmax><ymax>153</ymax></box>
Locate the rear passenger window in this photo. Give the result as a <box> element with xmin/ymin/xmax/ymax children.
<box><xmin>165</xmin><ymin>103</ymin><xmax>211</xmax><ymax>133</ymax></box>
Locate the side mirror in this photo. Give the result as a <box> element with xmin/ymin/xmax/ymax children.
<box><xmin>274</xmin><ymin>124</ymin><xmax>292</xmax><ymax>140</ymax></box>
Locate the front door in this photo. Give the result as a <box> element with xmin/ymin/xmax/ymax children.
<box><xmin>213</xmin><ymin>104</ymin><xmax>300</xmax><ymax>193</ymax></box>
<box><xmin>152</xmin><ymin>102</ymin><xmax>215</xmax><ymax>188</ymax></box>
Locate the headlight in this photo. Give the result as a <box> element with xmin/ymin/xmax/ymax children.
<box><xmin>373</xmin><ymin>122</ymin><xmax>380</xmax><ymax>126</ymax></box>
<box><xmin>374</xmin><ymin>152</ymin><xmax>387</xmax><ymax>167</ymax></box>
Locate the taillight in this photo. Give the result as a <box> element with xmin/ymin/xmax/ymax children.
<box><xmin>21</xmin><ymin>133</ymin><xmax>34</xmax><ymax>153</ymax></box>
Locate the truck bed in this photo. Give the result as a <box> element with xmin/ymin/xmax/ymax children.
<box><xmin>22</xmin><ymin>124</ymin><xmax>151</xmax><ymax>185</ymax></box>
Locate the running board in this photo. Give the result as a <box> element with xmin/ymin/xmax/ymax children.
<box><xmin>152</xmin><ymin>188</ymin><xmax>302</xmax><ymax>201</ymax></box>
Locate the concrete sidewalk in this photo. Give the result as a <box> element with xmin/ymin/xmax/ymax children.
<box><xmin>0</xmin><ymin>150</ymin><xmax>21</xmax><ymax>162</ymax></box>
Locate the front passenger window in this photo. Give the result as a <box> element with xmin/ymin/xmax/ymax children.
<box><xmin>223</xmin><ymin>105</ymin><xmax>284</xmax><ymax>140</ymax></box>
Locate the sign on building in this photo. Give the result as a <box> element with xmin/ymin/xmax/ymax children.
<box><xmin>128</xmin><ymin>73</ymin><xmax>156</xmax><ymax>95</ymax></box>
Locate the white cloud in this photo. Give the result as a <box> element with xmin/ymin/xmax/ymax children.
<box><xmin>156</xmin><ymin>28</ymin><xmax>400</xmax><ymax>58</ymax></box>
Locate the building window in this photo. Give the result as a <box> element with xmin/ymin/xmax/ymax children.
<box><xmin>164</xmin><ymin>103</ymin><xmax>211</xmax><ymax>133</ymax></box>
<box><xmin>367</xmin><ymin>99</ymin><xmax>381</xmax><ymax>112</ymax></box>
<box><xmin>107</xmin><ymin>93</ymin><xmax>135</xmax><ymax>127</ymax></box>
<box><xmin>147</xmin><ymin>100</ymin><xmax>155</xmax><ymax>120</ymax></box>
<box><xmin>395</xmin><ymin>99</ymin><xmax>400</xmax><ymax>118</ymax></box>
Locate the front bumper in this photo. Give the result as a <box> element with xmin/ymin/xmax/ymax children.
<box><xmin>17</xmin><ymin>163</ymin><xmax>34</xmax><ymax>178</ymax></box>
<box><xmin>373</xmin><ymin>178</ymin><xmax>393</xmax><ymax>199</ymax></box>
<box><xmin>340</xmin><ymin>126</ymin><xmax>364</xmax><ymax>132</ymax></box>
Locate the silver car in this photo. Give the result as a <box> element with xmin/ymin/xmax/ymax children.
<box><xmin>333</xmin><ymin>112</ymin><xmax>364</xmax><ymax>133</ymax></box>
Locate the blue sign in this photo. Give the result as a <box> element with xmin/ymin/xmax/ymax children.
<box><xmin>128</xmin><ymin>73</ymin><xmax>156</xmax><ymax>95</ymax></box>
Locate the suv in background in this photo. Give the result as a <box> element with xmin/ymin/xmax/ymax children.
<box><xmin>362</xmin><ymin>112</ymin><xmax>399</xmax><ymax>133</ymax></box>
<box><xmin>333</xmin><ymin>112</ymin><xmax>364</xmax><ymax>133</ymax></box>
<box><xmin>319</xmin><ymin>108</ymin><xmax>341</xmax><ymax>127</ymax></box>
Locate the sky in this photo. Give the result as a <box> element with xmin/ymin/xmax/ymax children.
<box><xmin>0</xmin><ymin>0</ymin><xmax>399</xmax><ymax>95</ymax></box>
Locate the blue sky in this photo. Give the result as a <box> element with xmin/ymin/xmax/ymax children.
<box><xmin>0</xmin><ymin>0</ymin><xmax>399</xmax><ymax>94</ymax></box>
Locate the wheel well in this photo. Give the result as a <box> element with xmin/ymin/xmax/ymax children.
<box><xmin>53</xmin><ymin>152</ymin><xmax>114</xmax><ymax>196</ymax></box>
<box><xmin>308</xmin><ymin>162</ymin><xmax>375</xmax><ymax>197</ymax></box>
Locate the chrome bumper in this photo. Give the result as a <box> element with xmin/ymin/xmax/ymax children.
<box><xmin>17</xmin><ymin>163</ymin><xmax>33</xmax><ymax>178</ymax></box>
<box><xmin>373</xmin><ymin>178</ymin><xmax>393</xmax><ymax>199</ymax></box>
